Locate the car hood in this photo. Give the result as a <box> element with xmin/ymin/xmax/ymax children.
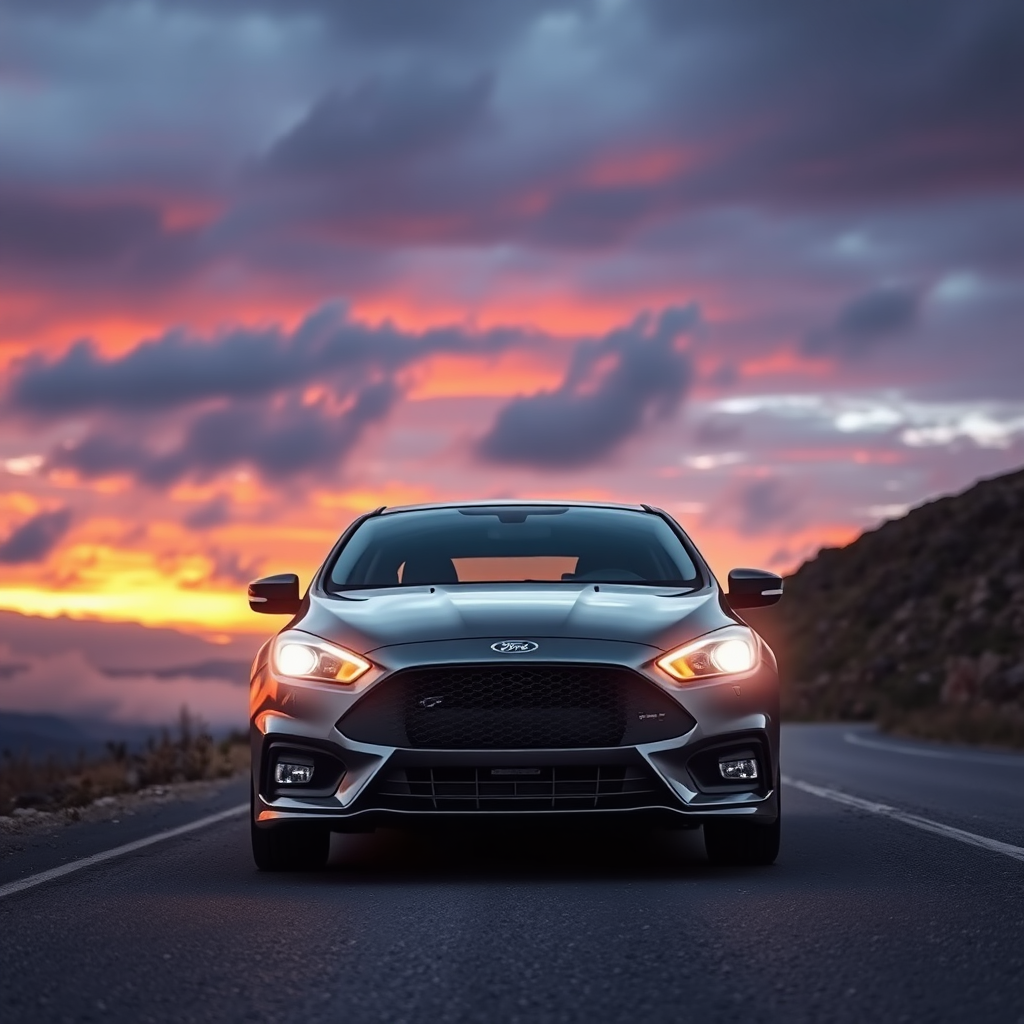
<box><xmin>297</xmin><ymin>584</ymin><xmax>732</xmax><ymax>654</ymax></box>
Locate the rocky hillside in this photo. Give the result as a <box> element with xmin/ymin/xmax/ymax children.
<box><xmin>748</xmin><ymin>466</ymin><xmax>1024</xmax><ymax>747</ymax></box>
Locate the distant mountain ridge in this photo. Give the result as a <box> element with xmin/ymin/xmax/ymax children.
<box><xmin>749</xmin><ymin>466</ymin><xmax>1024</xmax><ymax>747</ymax></box>
<box><xmin>0</xmin><ymin>711</ymin><xmax>159</xmax><ymax>761</ymax></box>
<box><xmin>0</xmin><ymin>610</ymin><xmax>255</xmax><ymax>668</ymax></box>
<box><xmin>0</xmin><ymin>610</ymin><xmax>257</xmax><ymax>729</ymax></box>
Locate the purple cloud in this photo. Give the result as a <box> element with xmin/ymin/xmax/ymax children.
<box><xmin>478</xmin><ymin>305</ymin><xmax>699</xmax><ymax>468</ymax></box>
<box><xmin>0</xmin><ymin>509</ymin><xmax>74</xmax><ymax>564</ymax></box>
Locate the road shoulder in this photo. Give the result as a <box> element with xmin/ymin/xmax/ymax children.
<box><xmin>0</xmin><ymin>775</ymin><xmax>248</xmax><ymax>890</ymax></box>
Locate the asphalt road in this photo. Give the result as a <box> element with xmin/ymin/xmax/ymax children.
<box><xmin>1</xmin><ymin>723</ymin><xmax>1023</xmax><ymax>1024</ymax></box>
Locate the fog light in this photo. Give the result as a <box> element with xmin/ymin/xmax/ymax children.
<box><xmin>275</xmin><ymin>762</ymin><xmax>314</xmax><ymax>785</ymax></box>
<box><xmin>719</xmin><ymin>758</ymin><xmax>758</xmax><ymax>780</ymax></box>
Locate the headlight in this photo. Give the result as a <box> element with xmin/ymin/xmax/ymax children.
<box><xmin>272</xmin><ymin>630</ymin><xmax>371</xmax><ymax>684</ymax></box>
<box><xmin>656</xmin><ymin>626</ymin><xmax>757</xmax><ymax>682</ymax></box>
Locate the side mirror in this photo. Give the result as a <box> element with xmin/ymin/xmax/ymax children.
<box><xmin>727</xmin><ymin>567</ymin><xmax>783</xmax><ymax>609</ymax></box>
<box><xmin>248</xmin><ymin>573</ymin><xmax>301</xmax><ymax>615</ymax></box>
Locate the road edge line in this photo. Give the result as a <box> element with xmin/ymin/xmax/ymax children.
<box><xmin>0</xmin><ymin>802</ymin><xmax>248</xmax><ymax>900</ymax></box>
<box><xmin>781</xmin><ymin>776</ymin><xmax>1024</xmax><ymax>863</ymax></box>
<box><xmin>843</xmin><ymin>730</ymin><xmax>1024</xmax><ymax>766</ymax></box>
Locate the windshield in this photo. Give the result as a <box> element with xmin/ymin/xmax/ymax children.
<box><xmin>326</xmin><ymin>506</ymin><xmax>702</xmax><ymax>589</ymax></box>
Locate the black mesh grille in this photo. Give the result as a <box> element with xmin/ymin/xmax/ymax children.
<box><xmin>338</xmin><ymin>663</ymin><xmax>694</xmax><ymax>749</ymax></box>
<box><xmin>372</xmin><ymin>764</ymin><xmax>666</xmax><ymax>811</ymax></box>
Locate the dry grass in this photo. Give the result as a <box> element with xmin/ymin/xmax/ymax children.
<box><xmin>0</xmin><ymin>708</ymin><xmax>249</xmax><ymax>815</ymax></box>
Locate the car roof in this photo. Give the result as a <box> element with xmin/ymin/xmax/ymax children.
<box><xmin>380</xmin><ymin>498</ymin><xmax>649</xmax><ymax>515</ymax></box>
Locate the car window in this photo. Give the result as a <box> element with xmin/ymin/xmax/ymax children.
<box><xmin>326</xmin><ymin>506</ymin><xmax>701</xmax><ymax>589</ymax></box>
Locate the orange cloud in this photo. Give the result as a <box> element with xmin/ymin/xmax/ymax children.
<box><xmin>739</xmin><ymin>348</ymin><xmax>835</xmax><ymax>379</ymax></box>
<box><xmin>0</xmin><ymin>511</ymin><xmax>338</xmax><ymax>635</ymax></box>
<box><xmin>406</xmin><ymin>349</ymin><xmax>565</xmax><ymax>400</ymax></box>
<box><xmin>314</xmin><ymin>483</ymin><xmax>437</xmax><ymax>511</ymax></box>
<box><xmin>0</xmin><ymin>279</ymin><xmax>320</xmax><ymax>360</ymax></box>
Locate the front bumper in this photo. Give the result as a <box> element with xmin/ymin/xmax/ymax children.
<box><xmin>250</xmin><ymin>637</ymin><xmax>780</xmax><ymax>830</ymax></box>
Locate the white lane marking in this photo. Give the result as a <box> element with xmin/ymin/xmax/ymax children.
<box><xmin>843</xmin><ymin>730</ymin><xmax>1024</xmax><ymax>766</ymax></box>
<box><xmin>782</xmin><ymin>776</ymin><xmax>1024</xmax><ymax>863</ymax></box>
<box><xmin>0</xmin><ymin>802</ymin><xmax>248</xmax><ymax>901</ymax></box>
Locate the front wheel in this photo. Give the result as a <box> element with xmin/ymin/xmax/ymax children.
<box><xmin>251</xmin><ymin>790</ymin><xmax>330</xmax><ymax>871</ymax></box>
<box><xmin>703</xmin><ymin>776</ymin><xmax>781</xmax><ymax>866</ymax></box>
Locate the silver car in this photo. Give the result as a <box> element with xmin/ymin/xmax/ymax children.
<box><xmin>247</xmin><ymin>501</ymin><xmax>782</xmax><ymax>870</ymax></box>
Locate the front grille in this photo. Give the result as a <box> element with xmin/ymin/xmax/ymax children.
<box><xmin>373</xmin><ymin>764</ymin><xmax>666</xmax><ymax>811</ymax></box>
<box><xmin>338</xmin><ymin>663</ymin><xmax>694</xmax><ymax>749</ymax></box>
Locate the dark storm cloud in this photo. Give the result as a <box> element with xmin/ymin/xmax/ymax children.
<box><xmin>0</xmin><ymin>186</ymin><xmax>216</xmax><ymax>296</ymax></box>
<box><xmin>172</xmin><ymin>383</ymin><xmax>398</xmax><ymax>479</ymax></box>
<box><xmin>693</xmin><ymin>415</ymin><xmax>745</xmax><ymax>447</ymax></box>
<box><xmin>0</xmin><ymin>508</ymin><xmax>74</xmax><ymax>564</ymax></box>
<box><xmin>478</xmin><ymin>305</ymin><xmax>699</xmax><ymax>469</ymax></box>
<box><xmin>234</xmin><ymin>0</ymin><xmax>1024</xmax><ymax>251</ymax></box>
<box><xmin>706</xmin><ymin>363</ymin><xmax>740</xmax><ymax>389</ymax></box>
<box><xmin>0</xmin><ymin>191</ymin><xmax>164</xmax><ymax>268</ymax></box>
<box><xmin>732</xmin><ymin>478</ymin><xmax>794</xmax><ymax>536</ymax></box>
<box><xmin>7</xmin><ymin>304</ymin><xmax>524</xmax><ymax>415</ymax></box>
<box><xmin>803</xmin><ymin>287</ymin><xmax>919</xmax><ymax>359</ymax></box>
<box><xmin>49</xmin><ymin>382</ymin><xmax>399</xmax><ymax>486</ymax></box>
<box><xmin>312</xmin><ymin>0</ymin><xmax>583</xmax><ymax>48</ymax></box>
<box><xmin>22</xmin><ymin>301</ymin><xmax>709</xmax><ymax>486</ymax></box>
<box><xmin>261</xmin><ymin>73</ymin><xmax>491</xmax><ymax>180</ymax></box>
<box><xmin>191</xmin><ymin>549</ymin><xmax>261</xmax><ymax>587</ymax></box>
<box><xmin>641</xmin><ymin>2</ymin><xmax>1024</xmax><ymax>206</ymax></box>
<box><xmin>232</xmin><ymin>68</ymin><xmax>509</xmax><ymax>251</ymax></box>
<box><xmin>835</xmin><ymin>288</ymin><xmax>918</xmax><ymax>339</ymax></box>
<box><xmin>521</xmin><ymin>185</ymin><xmax>669</xmax><ymax>249</ymax></box>
<box><xmin>3</xmin><ymin>0</ymin><xmax>1022</xmax><ymax>282</ymax></box>
<box><xmin>29</xmin><ymin>0</ymin><xmax>575</xmax><ymax>49</ymax></box>
<box><xmin>183</xmin><ymin>496</ymin><xmax>232</xmax><ymax>531</ymax></box>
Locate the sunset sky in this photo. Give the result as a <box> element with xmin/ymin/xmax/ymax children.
<box><xmin>2</xmin><ymin>0</ymin><xmax>1023</xmax><ymax>645</ymax></box>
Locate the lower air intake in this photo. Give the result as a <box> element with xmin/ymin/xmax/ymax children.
<box><xmin>373</xmin><ymin>764</ymin><xmax>666</xmax><ymax>811</ymax></box>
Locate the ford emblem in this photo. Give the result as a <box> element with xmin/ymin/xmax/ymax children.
<box><xmin>491</xmin><ymin>640</ymin><xmax>539</xmax><ymax>654</ymax></box>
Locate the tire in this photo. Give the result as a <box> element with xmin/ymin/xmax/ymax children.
<box><xmin>251</xmin><ymin>789</ymin><xmax>331</xmax><ymax>871</ymax></box>
<box><xmin>703</xmin><ymin>774</ymin><xmax>781</xmax><ymax>866</ymax></box>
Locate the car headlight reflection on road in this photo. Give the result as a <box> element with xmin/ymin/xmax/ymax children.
<box><xmin>656</xmin><ymin>627</ymin><xmax>757</xmax><ymax>682</ymax></box>
<box><xmin>273</xmin><ymin>630</ymin><xmax>371</xmax><ymax>684</ymax></box>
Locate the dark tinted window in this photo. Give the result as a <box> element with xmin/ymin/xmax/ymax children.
<box><xmin>327</xmin><ymin>506</ymin><xmax>701</xmax><ymax>589</ymax></box>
